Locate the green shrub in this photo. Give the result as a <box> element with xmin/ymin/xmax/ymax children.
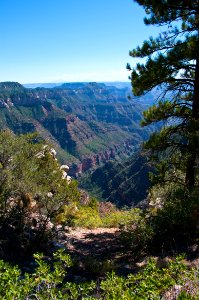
<box><xmin>101</xmin><ymin>209</ymin><xmax>137</xmax><ymax>228</ymax></box>
<box><xmin>119</xmin><ymin>208</ymin><xmax>154</xmax><ymax>255</ymax></box>
<box><xmin>0</xmin><ymin>130</ymin><xmax>80</xmax><ymax>260</ymax></box>
<box><xmin>74</xmin><ymin>207</ymin><xmax>103</xmax><ymax>229</ymax></box>
<box><xmin>88</xmin><ymin>197</ymin><xmax>99</xmax><ymax>210</ymax></box>
<box><xmin>56</xmin><ymin>203</ymin><xmax>79</xmax><ymax>226</ymax></box>
<box><xmin>57</xmin><ymin>204</ymin><xmax>103</xmax><ymax>229</ymax></box>
<box><xmin>100</xmin><ymin>257</ymin><xmax>199</xmax><ymax>300</ymax></box>
<box><xmin>120</xmin><ymin>185</ymin><xmax>199</xmax><ymax>255</ymax></box>
<box><xmin>83</xmin><ymin>257</ymin><xmax>115</xmax><ymax>276</ymax></box>
<box><xmin>0</xmin><ymin>252</ymin><xmax>198</xmax><ymax>299</ymax></box>
<box><xmin>150</xmin><ymin>187</ymin><xmax>199</xmax><ymax>250</ymax></box>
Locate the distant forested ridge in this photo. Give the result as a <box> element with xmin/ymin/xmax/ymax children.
<box><xmin>79</xmin><ymin>153</ymin><xmax>152</xmax><ymax>207</ymax></box>
<box><xmin>0</xmin><ymin>81</ymin><xmax>156</xmax><ymax>176</ymax></box>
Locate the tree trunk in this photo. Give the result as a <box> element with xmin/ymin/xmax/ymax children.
<box><xmin>185</xmin><ymin>54</ymin><xmax>199</xmax><ymax>189</ymax></box>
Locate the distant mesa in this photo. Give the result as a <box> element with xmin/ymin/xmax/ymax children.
<box><xmin>0</xmin><ymin>81</ymin><xmax>25</xmax><ymax>91</ymax></box>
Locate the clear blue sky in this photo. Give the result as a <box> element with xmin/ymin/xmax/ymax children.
<box><xmin>0</xmin><ymin>0</ymin><xmax>160</xmax><ymax>83</ymax></box>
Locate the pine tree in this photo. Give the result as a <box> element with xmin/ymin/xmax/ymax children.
<box><xmin>128</xmin><ymin>0</ymin><xmax>199</xmax><ymax>189</ymax></box>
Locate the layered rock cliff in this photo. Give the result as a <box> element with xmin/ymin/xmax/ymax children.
<box><xmin>0</xmin><ymin>81</ymin><xmax>156</xmax><ymax>175</ymax></box>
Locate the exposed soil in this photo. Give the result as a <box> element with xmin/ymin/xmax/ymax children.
<box><xmin>64</xmin><ymin>227</ymin><xmax>121</xmax><ymax>256</ymax></box>
<box><xmin>58</xmin><ymin>227</ymin><xmax>137</xmax><ymax>279</ymax></box>
<box><xmin>57</xmin><ymin>227</ymin><xmax>199</xmax><ymax>282</ymax></box>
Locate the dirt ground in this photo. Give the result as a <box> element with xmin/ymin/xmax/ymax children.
<box><xmin>57</xmin><ymin>227</ymin><xmax>199</xmax><ymax>280</ymax></box>
<box><xmin>58</xmin><ymin>227</ymin><xmax>138</xmax><ymax>278</ymax></box>
<box><xmin>63</xmin><ymin>227</ymin><xmax>124</xmax><ymax>260</ymax></box>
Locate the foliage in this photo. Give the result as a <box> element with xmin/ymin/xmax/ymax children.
<box><xmin>150</xmin><ymin>186</ymin><xmax>199</xmax><ymax>250</ymax></box>
<box><xmin>73</xmin><ymin>207</ymin><xmax>103</xmax><ymax>229</ymax></box>
<box><xmin>56</xmin><ymin>198</ymin><xmax>142</xmax><ymax>229</ymax></box>
<box><xmin>0</xmin><ymin>129</ymin><xmax>80</xmax><ymax>260</ymax></box>
<box><xmin>55</xmin><ymin>203</ymin><xmax>77</xmax><ymax>226</ymax></box>
<box><xmin>83</xmin><ymin>256</ymin><xmax>115</xmax><ymax>276</ymax></box>
<box><xmin>128</xmin><ymin>0</ymin><xmax>199</xmax><ymax>189</ymax></box>
<box><xmin>103</xmin><ymin>256</ymin><xmax>199</xmax><ymax>300</ymax></box>
<box><xmin>100</xmin><ymin>208</ymin><xmax>136</xmax><ymax>228</ymax></box>
<box><xmin>0</xmin><ymin>251</ymin><xmax>198</xmax><ymax>299</ymax></box>
<box><xmin>120</xmin><ymin>183</ymin><xmax>199</xmax><ymax>253</ymax></box>
<box><xmin>56</xmin><ymin>203</ymin><xmax>102</xmax><ymax>229</ymax></box>
<box><xmin>119</xmin><ymin>208</ymin><xmax>153</xmax><ymax>256</ymax></box>
<box><xmin>101</xmin><ymin>209</ymin><xmax>131</xmax><ymax>228</ymax></box>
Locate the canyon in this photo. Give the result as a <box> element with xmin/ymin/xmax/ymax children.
<box><xmin>0</xmin><ymin>81</ymin><xmax>155</xmax><ymax>175</ymax></box>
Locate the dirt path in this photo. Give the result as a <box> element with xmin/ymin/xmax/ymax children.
<box><xmin>59</xmin><ymin>227</ymin><xmax>136</xmax><ymax>278</ymax></box>
<box><xmin>64</xmin><ymin>228</ymin><xmax>121</xmax><ymax>256</ymax></box>
<box><xmin>57</xmin><ymin>227</ymin><xmax>199</xmax><ymax>282</ymax></box>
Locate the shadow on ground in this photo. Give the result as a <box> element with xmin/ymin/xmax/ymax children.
<box><xmin>60</xmin><ymin>228</ymin><xmax>137</xmax><ymax>280</ymax></box>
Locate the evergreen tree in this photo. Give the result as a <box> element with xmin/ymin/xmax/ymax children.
<box><xmin>128</xmin><ymin>0</ymin><xmax>199</xmax><ymax>189</ymax></box>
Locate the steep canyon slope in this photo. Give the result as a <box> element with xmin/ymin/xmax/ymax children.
<box><xmin>0</xmin><ymin>81</ymin><xmax>154</xmax><ymax>179</ymax></box>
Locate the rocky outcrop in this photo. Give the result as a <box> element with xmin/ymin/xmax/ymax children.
<box><xmin>69</xmin><ymin>151</ymin><xmax>115</xmax><ymax>177</ymax></box>
<box><xmin>69</xmin><ymin>141</ymin><xmax>135</xmax><ymax>177</ymax></box>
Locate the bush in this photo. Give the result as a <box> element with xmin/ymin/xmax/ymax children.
<box><xmin>120</xmin><ymin>184</ymin><xmax>199</xmax><ymax>255</ymax></box>
<box><xmin>74</xmin><ymin>207</ymin><xmax>103</xmax><ymax>229</ymax></box>
<box><xmin>56</xmin><ymin>200</ymin><xmax>139</xmax><ymax>229</ymax></box>
<box><xmin>57</xmin><ymin>205</ymin><xmax>103</xmax><ymax>229</ymax></box>
<box><xmin>0</xmin><ymin>252</ymin><xmax>198</xmax><ymax>299</ymax></box>
<box><xmin>0</xmin><ymin>130</ymin><xmax>80</xmax><ymax>260</ymax></box>
<box><xmin>101</xmin><ymin>209</ymin><xmax>137</xmax><ymax>228</ymax></box>
<box><xmin>55</xmin><ymin>203</ymin><xmax>79</xmax><ymax>226</ymax></box>
<box><xmin>149</xmin><ymin>186</ymin><xmax>199</xmax><ymax>251</ymax></box>
<box><xmin>119</xmin><ymin>208</ymin><xmax>154</xmax><ymax>256</ymax></box>
<box><xmin>100</xmin><ymin>256</ymin><xmax>199</xmax><ymax>300</ymax></box>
